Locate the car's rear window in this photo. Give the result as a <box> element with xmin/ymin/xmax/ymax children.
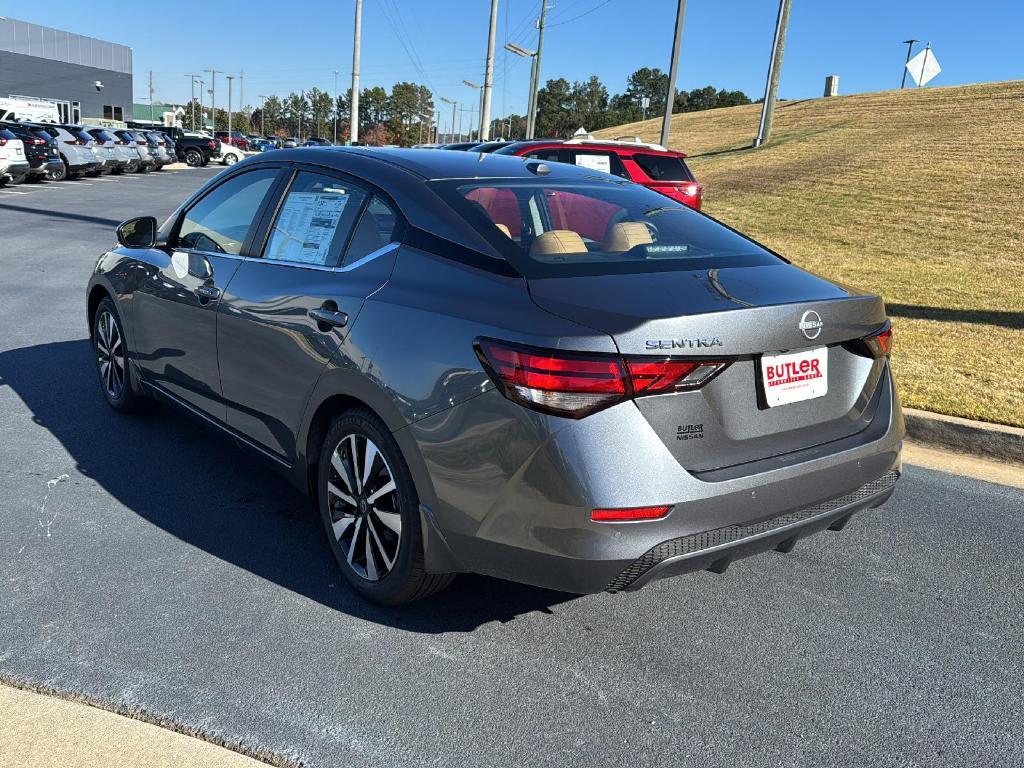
<box><xmin>433</xmin><ymin>179</ymin><xmax>779</xmax><ymax>278</ymax></box>
<box><xmin>631</xmin><ymin>153</ymin><xmax>694</xmax><ymax>182</ymax></box>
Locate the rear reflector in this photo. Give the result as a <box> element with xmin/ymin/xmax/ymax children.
<box><xmin>476</xmin><ymin>338</ymin><xmax>730</xmax><ymax>418</ymax></box>
<box><xmin>592</xmin><ymin>505</ymin><xmax>671</xmax><ymax>522</ymax></box>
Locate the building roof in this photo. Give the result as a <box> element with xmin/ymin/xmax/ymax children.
<box><xmin>0</xmin><ymin>17</ymin><xmax>132</xmax><ymax>75</ymax></box>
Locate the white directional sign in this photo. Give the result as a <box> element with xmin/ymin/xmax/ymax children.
<box><xmin>906</xmin><ymin>47</ymin><xmax>941</xmax><ymax>87</ymax></box>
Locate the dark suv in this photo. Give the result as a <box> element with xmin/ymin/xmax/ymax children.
<box><xmin>0</xmin><ymin>121</ymin><xmax>63</xmax><ymax>181</ymax></box>
<box><xmin>494</xmin><ymin>136</ymin><xmax>703</xmax><ymax>209</ymax></box>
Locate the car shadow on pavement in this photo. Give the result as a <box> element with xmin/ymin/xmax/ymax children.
<box><xmin>0</xmin><ymin>339</ymin><xmax>577</xmax><ymax>632</ymax></box>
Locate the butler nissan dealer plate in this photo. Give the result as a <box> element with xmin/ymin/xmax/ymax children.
<box><xmin>760</xmin><ymin>347</ymin><xmax>828</xmax><ymax>407</ymax></box>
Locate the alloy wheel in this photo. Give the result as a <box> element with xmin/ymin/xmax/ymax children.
<box><xmin>94</xmin><ymin>310</ymin><xmax>125</xmax><ymax>399</ymax></box>
<box><xmin>327</xmin><ymin>433</ymin><xmax>402</xmax><ymax>581</ymax></box>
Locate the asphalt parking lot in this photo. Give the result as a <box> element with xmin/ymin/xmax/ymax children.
<box><xmin>1</xmin><ymin>167</ymin><xmax>1023</xmax><ymax>768</ymax></box>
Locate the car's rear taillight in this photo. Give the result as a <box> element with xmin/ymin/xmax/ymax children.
<box><xmin>0</xmin><ymin>138</ymin><xmax>6</xmax><ymax>146</ymax></box>
<box><xmin>865</xmin><ymin>325</ymin><xmax>893</xmax><ymax>358</ymax></box>
<box><xmin>476</xmin><ymin>339</ymin><xmax>730</xmax><ymax>418</ymax></box>
<box><xmin>653</xmin><ymin>182</ymin><xmax>703</xmax><ymax>210</ymax></box>
<box><xmin>208</xmin><ymin>140</ymin><xmax>217</xmax><ymax>149</ymax></box>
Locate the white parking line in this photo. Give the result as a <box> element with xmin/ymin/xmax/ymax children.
<box><xmin>0</xmin><ymin>189</ymin><xmax>29</xmax><ymax>195</ymax></box>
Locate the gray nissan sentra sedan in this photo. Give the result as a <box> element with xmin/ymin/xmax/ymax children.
<box><xmin>86</xmin><ymin>147</ymin><xmax>903</xmax><ymax>604</ymax></box>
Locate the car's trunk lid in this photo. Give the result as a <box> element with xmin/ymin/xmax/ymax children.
<box><xmin>529</xmin><ymin>263</ymin><xmax>890</xmax><ymax>473</ymax></box>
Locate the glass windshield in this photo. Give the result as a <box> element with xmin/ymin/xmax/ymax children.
<box><xmin>432</xmin><ymin>179</ymin><xmax>780</xmax><ymax>278</ymax></box>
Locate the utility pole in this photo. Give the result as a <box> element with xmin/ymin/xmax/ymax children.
<box><xmin>148</xmin><ymin>70</ymin><xmax>154</xmax><ymax>123</ymax></box>
<box><xmin>480</xmin><ymin>0</ymin><xmax>499</xmax><ymax>139</ymax></box>
<box><xmin>754</xmin><ymin>0</ymin><xmax>792</xmax><ymax>147</ymax></box>
<box><xmin>528</xmin><ymin>0</ymin><xmax>548</xmax><ymax>139</ymax></box>
<box><xmin>226</xmin><ymin>75</ymin><xmax>234</xmax><ymax>138</ymax></box>
<box><xmin>333</xmin><ymin>69</ymin><xmax>339</xmax><ymax>144</ymax></box>
<box><xmin>463</xmin><ymin>80</ymin><xmax>483</xmax><ymax>139</ymax></box>
<box><xmin>258</xmin><ymin>95</ymin><xmax>266</xmax><ymax>135</ymax></box>
<box><xmin>660</xmin><ymin>0</ymin><xmax>687</xmax><ymax>149</ymax></box>
<box><xmin>239</xmin><ymin>70</ymin><xmax>244</xmax><ymax>111</ymax></box>
<box><xmin>205</xmin><ymin>69</ymin><xmax>219</xmax><ymax>132</ymax></box>
<box><xmin>350</xmin><ymin>0</ymin><xmax>363</xmax><ymax>143</ymax></box>
<box><xmin>900</xmin><ymin>39</ymin><xmax>919</xmax><ymax>89</ymax></box>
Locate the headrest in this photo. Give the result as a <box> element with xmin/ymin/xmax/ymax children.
<box><xmin>603</xmin><ymin>222</ymin><xmax>652</xmax><ymax>252</ymax></box>
<box><xmin>529</xmin><ymin>230</ymin><xmax>587</xmax><ymax>257</ymax></box>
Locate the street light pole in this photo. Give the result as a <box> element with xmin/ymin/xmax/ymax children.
<box><xmin>660</xmin><ymin>0</ymin><xmax>687</xmax><ymax>149</ymax></box>
<box><xmin>189</xmin><ymin>75</ymin><xmax>200</xmax><ymax>130</ymax></box>
<box><xmin>441</xmin><ymin>97</ymin><xmax>456</xmax><ymax>142</ymax></box>
<box><xmin>350</xmin><ymin>0</ymin><xmax>363</xmax><ymax>143</ymax></box>
<box><xmin>900</xmin><ymin>39</ymin><xmax>919</xmax><ymax>89</ymax></box>
<box><xmin>258</xmin><ymin>95</ymin><xmax>266</xmax><ymax>136</ymax></box>
<box><xmin>204</xmin><ymin>69</ymin><xmax>218</xmax><ymax>132</ymax></box>
<box><xmin>481</xmin><ymin>0</ymin><xmax>499</xmax><ymax>140</ymax></box>
<box><xmin>504</xmin><ymin>42</ymin><xmax>537</xmax><ymax>139</ymax></box>
<box><xmin>463</xmin><ymin>80</ymin><xmax>482</xmax><ymax>140</ymax></box>
<box><xmin>333</xmin><ymin>69</ymin><xmax>339</xmax><ymax>144</ymax></box>
<box><xmin>754</xmin><ymin>0</ymin><xmax>792</xmax><ymax>148</ymax></box>
<box><xmin>226</xmin><ymin>75</ymin><xmax>234</xmax><ymax>138</ymax></box>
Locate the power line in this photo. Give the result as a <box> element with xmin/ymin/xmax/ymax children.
<box><xmin>547</xmin><ymin>0</ymin><xmax>615</xmax><ymax>27</ymax></box>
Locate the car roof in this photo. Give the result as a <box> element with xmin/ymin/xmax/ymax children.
<box><xmin>267</xmin><ymin>145</ymin><xmax>633</xmax><ymax>182</ymax></box>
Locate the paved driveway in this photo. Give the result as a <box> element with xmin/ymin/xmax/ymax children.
<box><xmin>1</xmin><ymin>167</ymin><xmax>1021</xmax><ymax>767</ymax></box>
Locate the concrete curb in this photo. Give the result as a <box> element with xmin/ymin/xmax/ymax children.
<box><xmin>904</xmin><ymin>407</ymin><xmax>1024</xmax><ymax>464</ymax></box>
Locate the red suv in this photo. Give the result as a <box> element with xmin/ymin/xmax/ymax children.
<box><xmin>215</xmin><ymin>130</ymin><xmax>250</xmax><ymax>151</ymax></box>
<box><xmin>492</xmin><ymin>136</ymin><xmax>703</xmax><ymax>209</ymax></box>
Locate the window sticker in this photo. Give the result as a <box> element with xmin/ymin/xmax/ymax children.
<box><xmin>574</xmin><ymin>154</ymin><xmax>611</xmax><ymax>174</ymax></box>
<box><xmin>267</xmin><ymin>191</ymin><xmax>349</xmax><ymax>265</ymax></box>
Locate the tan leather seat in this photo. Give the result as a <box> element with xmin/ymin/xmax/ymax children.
<box><xmin>495</xmin><ymin>223</ymin><xmax>511</xmax><ymax>238</ymax></box>
<box><xmin>603</xmin><ymin>222</ymin><xmax>653</xmax><ymax>252</ymax></box>
<box><xmin>529</xmin><ymin>230</ymin><xmax>587</xmax><ymax>257</ymax></box>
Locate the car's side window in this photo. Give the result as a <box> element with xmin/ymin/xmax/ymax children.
<box><xmin>524</xmin><ymin>149</ymin><xmax>567</xmax><ymax>163</ymax></box>
<box><xmin>570</xmin><ymin>151</ymin><xmax>629</xmax><ymax>179</ymax></box>
<box><xmin>263</xmin><ymin>172</ymin><xmax>368</xmax><ymax>267</ymax></box>
<box><xmin>176</xmin><ymin>169</ymin><xmax>279</xmax><ymax>255</ymax></box>
<box><xmin>341</xmin><ymin>195</ymin><xmax>400</xmax><ymax>267</ymax></box>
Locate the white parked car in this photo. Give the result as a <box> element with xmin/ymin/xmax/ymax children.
<box><xmin>217</xmin><ymin>140</ymin><xmax>246</xmax><ymax>166</ymax></box>
<box><xmin>0</xmin><ymin>126</ymin><xmax>30</xmax><ymax>185</ymax></box>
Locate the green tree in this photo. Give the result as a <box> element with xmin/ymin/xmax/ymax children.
<box><xmin>535</xmin><ymin>78</ymin><xmax>574</xmax><ymax>138</ymax></box>
<box><xmin>283</xmin><ymin>92</ymin><xmax>310</xmax><ymax>138</ymax></box>
<box><xmin>570</xmin><ymin>75</ymin><xmax>610</xmax><ymax>132</ymax></box>
<box><xmin>611</xmin><ymin>67</ymin><xmax>669</xmax><ymax>122</ymax></box>
<box><xmin>259</xmin><ymin>95</ymin><xmax>284</xmax><ymax>135</ymax></box>
<box><xmin>360</xmin><ymin>86</ymin><xmax>388</xmax><ymax>127</ymax></box>
<box><xmin>308</xmin><ymin>87</ymin><xmax>334</xmax><ymax>139</ymax></box>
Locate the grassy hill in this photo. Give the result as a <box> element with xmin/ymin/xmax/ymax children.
<box><xmin>596</xmin><ymin>81</ymin><xmax>1024</xmax><ymax>428</ymax></box>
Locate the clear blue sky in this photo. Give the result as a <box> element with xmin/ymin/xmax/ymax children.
<box><xmin>13</xmin><ymin>0</ymin><xmax>1023</xmax><ymax>116</ymax></box>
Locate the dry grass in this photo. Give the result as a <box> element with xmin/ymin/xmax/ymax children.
<box><xmin>597</xmin><ymin>81</ymin><xmax>1024</xmax><ymax>427</ymax></box>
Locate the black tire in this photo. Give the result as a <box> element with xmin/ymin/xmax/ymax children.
<box><xmin>223</xmin><ymin>153</ymin><xmax>238</xmax><ymax>166</ymax></box>
<box><xmin>50</xmin><ymin>160</ymin><xmax>68</xmax><ymax>182</ymax></box>
<box><xmin>154</xmin><ymin>163</ymin><xmax>165</xmax><ymax>171</ymax></box>
<box><xmin>137</xmin><ymin>163</ymin><xmax>151</xmax><ymax>174</ymax></box>
<box><xmin>317</xmin><ymin>409</ymin><xmax>454</xmax><ymax>605</ymax></box>
<box><xmin>184</xmin><ymin>148</ymin><xmax>202</xmax><ymax>167</ymax></box>
<box><xmin>91</xmin><ymin>297</ymin><xmax>156</xmax><ymax>414</ymax></box>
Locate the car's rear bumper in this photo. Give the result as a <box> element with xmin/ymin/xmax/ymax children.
<box><xmin>1</xmin><ymin>159</ymin><xmax>31</xmax><ymax>179</ymax></box>
<box><xmin>408</xmin><ymin>364</ymin><xmax>904</xmax><ymax>594</ymax></box>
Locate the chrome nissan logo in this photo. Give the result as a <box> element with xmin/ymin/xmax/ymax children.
<box><xmin>799</xmin><ymin>310</ymin><xmax>823</xmax><ymax>340</ymax></box>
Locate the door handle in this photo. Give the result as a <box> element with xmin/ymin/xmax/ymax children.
<box><xmin>308</xmin><ymin>307</ymin><xmax>349</xmax><ymax>330</ymax></box>
<box><xmin>195</xmin><ymin>284</ymin><xmax>221</xmax><ymax>301</ymax></box>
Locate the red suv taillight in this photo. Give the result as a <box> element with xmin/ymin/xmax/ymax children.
<box><xmin>475</xmin><ymin>339</ymin><xmax>730</xmax><ymax>418</ymax></box>
<box><xmin>208</xmin><ymin>140</ymin><xmax>217</xmax><ymax>149</ymax></box>
<box><xmin>651</xmin><ymin>181</ymin><xmax>703</xmax><ymax>210</ymax></box>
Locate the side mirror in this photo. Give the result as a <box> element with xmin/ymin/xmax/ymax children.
<box><xmin>116</xmin><ymin>216</ymin><xmax>158</xmax><ymax>248</ymax></box>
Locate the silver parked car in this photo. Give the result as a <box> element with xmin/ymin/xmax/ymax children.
<box><xmin>87</xmin><ymin>148</ymin><xmax>903</xmax><ymax>604</ymax></box>
<box><xmin>85</xmin><ymin>127</ymin><xmax>129</xmax><ymax>175</ymax></box>
<box><xmin>113</xmin><ymin>130</ymin><xmax>151</xmax><ymax>173</ymax></box>
<box><xmin>144</xmin><ymin>131</ymin><xmax>172</xmax><ymax>169</ymax></box>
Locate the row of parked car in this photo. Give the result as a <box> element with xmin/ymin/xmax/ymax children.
<box><xmin>0</xmin><ymin>122</ymin><xmax>189</xmax><ymax>185</ymax></box>
<box><xmin>412</xmin><ymin>135</ymin><xmax>705</xmax><ymax>210</ymax></box>
<box><xmin>215</xmin><ymin>130</ymin><xmax>336</xmax><ymax>153</ymax></box>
